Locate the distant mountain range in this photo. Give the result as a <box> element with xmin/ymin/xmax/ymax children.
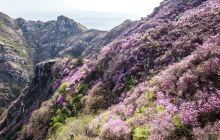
<box><xmin>5</xmin><ymin>10</ymin><xmax>140</xmax><ymax>30</ymax></box>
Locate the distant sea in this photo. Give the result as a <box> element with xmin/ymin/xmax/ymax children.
<box><xmin>8</xmin><ymin>10</ymin><xmax>142</xmax><ymax>30</ymax></box>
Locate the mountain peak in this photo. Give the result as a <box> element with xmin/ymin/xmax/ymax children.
<box><xmin>57</xmin><ymin>15</ymin><xmax>70</xmax><ymax>21</ymax></box>
<box><xmin>0</xmin><ymin>12</ymin><xmax>14</xmax><ymax>26</ymax></box>
<box><xmin>0</xmin><ymin>12</ymin><xmax>11</xmax><ymax>20</ymax></box>
<box><xmin>55</xmin><ymin>15</ymin><xmax>87</xmax><ymax>34</ymax></box>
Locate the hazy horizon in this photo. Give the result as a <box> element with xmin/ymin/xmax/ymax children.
<box><xmin>0</xmin><ymin>0</ymin><xmax>163</xmax><ymax>30</ymax></box>
<box><xmin>3</xmin><ymin>10</ymin><xmax>139</xmax><ymax>31</ymax></box>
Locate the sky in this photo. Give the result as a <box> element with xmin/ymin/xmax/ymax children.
<box><xmin>0</xmin><ymin>0</ymin><xmax>163</xmax><ymax>30</ymax></box>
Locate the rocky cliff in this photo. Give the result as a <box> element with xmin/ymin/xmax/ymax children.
<box><xmin>0</xmin><ymin>0</ymin><xmax>220</xmax><ymax>139</ymax></box>
<box><xmin>0</xmin><ymin>12</ymin><xmax>31</xmax><ymax>114</ymax></box>
<box><xmin>15</xmin><ymin>15</ymin><xmax>134</xmax><ymax>63</ymax></box>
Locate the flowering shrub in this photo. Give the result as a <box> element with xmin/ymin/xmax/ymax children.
<box><xmin>56</xmin><ymin>95</ymin><xmax>64</xmax><ymax>105</ymax></box>
<box><xmin>177</xmin><ymin>70</ymin><xmax>198</xmax><ymax>92</ymax></box>
<box><xmin>194</xmin><ymin>89</ymin><xmax>220</xmax><ymax>113</ymax></box>
<box><xmin>149</xmin><ymin>112</ymin><xmax>175</xmax><ymax>139</ymax></box>
<box><xmin>100</xmin><ymin>118</ymin><xmax>131</xmax><ymax>140</ymax></box>
<box><xmin>179</xmin><ymin>102</ymin><xmax>198</xmax><ymax>125</ymax></box>
<box><xmin>192</xmin><ymin>120</ymin><xmax>220</xmax><ymax>139</ymax></box>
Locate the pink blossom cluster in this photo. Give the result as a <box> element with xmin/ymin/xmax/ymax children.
<box><xmin>195</xmin><ymin>89</ymin><xmax>220</xmax><ymax>113</ymax></box>
<box><xmin>193</xmin><ymin>120</ymin><xmax>220</xmax><ymax>139</ymax></box>
<box><xmin>150</xmin><ymin>112</ymin><xmax>175</xmax><ymax>139</ymax></box>
<box><xmin>100</xmin><ymin>118</ymin><xmax>131</xmax><ymax>140</ymax></box>
<box><xmin>179</xmin><ymin>102</ymin><xmax>198</xmax><ymax>125</ymax></box>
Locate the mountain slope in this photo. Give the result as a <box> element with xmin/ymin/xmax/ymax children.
<box><xmin>0</xmin><ymin>13</ymin><xmax>134</xmax><ymax>115</ymax></box>
<box><xmin>0</xmin><ymin>0</ymin><xmax>219</xmax><ymax>139</ymax></box>
<box><xmin>0</xmin><ymin>12</ymin><xmax>31</xmax><ymax>114</ymax></box>
<box><xmin>15</xmin><ymin>15</ymin><xmax>135</xmax><ymax>63</ymax></box>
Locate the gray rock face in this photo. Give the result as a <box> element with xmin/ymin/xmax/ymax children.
<box><xmin>55</xmin><ymin>15</ymin><xmax>87</xmax><ymax>35</ymax></box>
<box><xmin>15</xmin><ymin>15</ymin><xmax>135</xmax><ymax>63</ymax></box>
<box><xmin>15</xmin><ymin>16</ymin><xmax>90</xmax><ymax>63</ymax></box>
<box><xmin>0</xmin><ymin>15</ymin><xmax>32</xmax><ymax>114</ymax></box>
<box><xmin>0</xmin><ymin>59</ymin><xmax>58</xmax><ymax>139</ymax></box>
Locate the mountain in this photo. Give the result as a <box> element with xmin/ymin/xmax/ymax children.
<box><xmin>0</xmin><ymin>0</ymin><xmax>220</xmax><ymax>139</ymax></box>
<box><xmin>0</xmin><ymin>13</ymin><xmax>133</xmax><ymax>115</ymax></box>
<box><xmin>15</xmin><ymin>15</ymin><xmax>96</xmax><ymax>63</ymax></box>
<box><xmin>15</xmin><ymin>15</ymin><xmax>136</xmax><ymax>63</ymax></box>
<box><xmin>0</xmin><ymin>12</ymin><xmax>32</xmax><ymax>114</ymax></box>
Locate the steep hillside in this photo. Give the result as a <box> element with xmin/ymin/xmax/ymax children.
<box><xmin>0</xmin><ymin>12</ymin><xmax>31</xmax><ymax>114</ymax></box>
<box><xmin>0</xmin><ymin>0</ymin><xmax>219</xmax><ymax>140</ymax></box>
<box><xmin>0</xmin><ymin>13</ymin><xmax>133</xmax><ymax>115</ymax></box>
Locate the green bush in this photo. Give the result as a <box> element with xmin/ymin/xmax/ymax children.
<box><xmin>50</xmin><ymin>108</ymin><xmax>71</xmax><ymax>126</ymax></box>
<box><xmin>172</xmin><ymin>114</ymin><xmax>182</xmax><ymax>128</ymax></box>
<box><xmin>76</xmin><ymin>83</ymin><xmax>88</xmax><ymax>94</ymax></box>
<box><xmin>58</xmin><ymin>81</ymin><xmax>67</xmax><ymax>93</ymax></box>
<box><xmin>47</xmin><ymin>115</ymin><xmax>93</xmax><ymax>140</ymax></box>
<box><xmin>124</xmin><ymin>76</ymin><xmax>135</xmax><ymax>91</ymax></box>
<box><xmin>135</xmin><ymin>106</ymin><xmax>146</xmax><ymax>114</ymax></box>
<box><xmin>132</xmin><ymin>126</ymin><xmax>150</xmax><ymax>140</ymax></box>
<box><xmin>156</xmin><ymin>105</ymin><xmax>164</xmax><ymax>113</ymax></box>
<box><xmin>53</xmin><ymin>81</ymin><xmax>67</xmax><ymax>98</ymax></box>
<box><xmin>171</xmin><ymin>114</ymin><xmax>191</xmax><ymax>137</ymax></box>
<box><xmin>175</xmin><ymin>15</ymin><xmax>181</xmax><ymax>22</ymax></box>
<box><xmin>144</xmin><ymin>91</ymin><xmax>155</xmax><ymax>100</ymax></box>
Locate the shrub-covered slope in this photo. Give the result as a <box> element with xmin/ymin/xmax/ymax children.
<box><xmin>0</xmin><ymin>0</ymin><xmax>219</xmax><ymax>139</ymax></box>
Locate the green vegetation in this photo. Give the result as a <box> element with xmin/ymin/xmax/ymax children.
<box><xmin>76</xmin><ymin>83</ymin><xmax>88</xmax><ymax>94</ymax></box>
<box><xmin>48</xmin><ymin>114</ymin><xmax>93</xmax><ymax>140</ymax></box>
<box><xmin>49</xmin><ymin>82</ymin><xmax>89</xmax><ymax>137</ymax></box>
<box><xmin>172</xmin><ymin>114</ymin><xmax>182</xmax><ymax>128</ymax></box>
<box><xmin>144</xmin><ymin>91</ymin><xmax>155</xmax><ymax>100</ymax></box>
<box><xmin>0</xmin><ymin>20</ymin><xmax>4</xmax><ymax>27</ymax></box>
<box><xmin>124</xmin><ymin>76</ymin><xmax>135</xmax><ymax>91</ymax></box>
<box><xmin>62</xmin><ymin>31</ymin><xmax>69</xmax><ymax>38</ymax></box>
<box><xmin>69</xmin><ymin>83</ymin><xmax>88</xmax><ymax>114</ymax></box>
<box><xmin>135</xmin><ymin>106</ymin><xmax>146</xmax><ymax>114</ymax></box>
<box><xmin>171</xmin><ymin>114</ymin><xmax>192</xmax><ymax>137</ymax></box>
<box><xmin>53</xmin><ymin>81</ymin><xmax>67</xmax><ymax>98</ymax></box>
<box><xmin>0</xmin><ymin>35</ymin><xmax>27</xmax><ymax>58</ymax></box>
<box><xmin>175</xmin><ymin>15</ymin><xmax>181</xmax><ymax>22</ymax></box>
<box><xmin>155</xmin><ymin>105</ymin><xmax>164</xmax><ymax>113</ymax></box>
<box><xmin>144</xmin><ymin>91</ymin><xmax>155</xmax><ymax>107</ymax></box>
<box><xmin>132</xmin><ymin>126</ymin><xmax>150</xmax><ymax>140</ymax></box>
<box><xmin>76</xmin><ymin>58</ymin><xmax>84</xmax><ymax>66</ymax></box>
